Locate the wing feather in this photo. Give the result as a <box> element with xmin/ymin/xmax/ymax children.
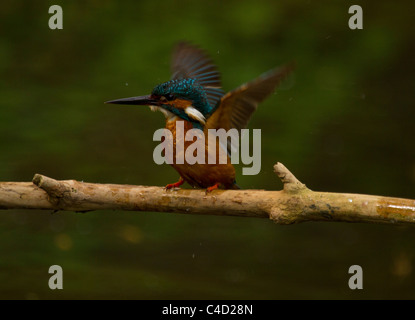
<box><xmin>206</xmin><ymin>63</ymin><xmax>294</xmax><ymax>132</ymax></box>
<box><xmin>205</xmin><ymin>63</ymin><xmax>295</xmax><ymax>154</ymax></box>
<box><xmin>171</xmin><ymin>41</ymin><xmax>224</xmax><ymax>109</ymax></box>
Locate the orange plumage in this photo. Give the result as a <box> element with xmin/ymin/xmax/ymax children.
<box><xmin>165</xmin><ymin>119</ymin><xmax>236</xmax><ymax>190</ymax></box>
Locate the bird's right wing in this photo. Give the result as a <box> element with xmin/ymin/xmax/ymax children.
<box><xmin>171</xmin><ymin>42</ymin><xmax>224</xmax><ymax>110</ymax></box>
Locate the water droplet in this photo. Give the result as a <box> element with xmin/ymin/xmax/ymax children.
<box><xmin>125</xmin><ymin>82</ymin><xmax>129</xmax><ymax>86</ymax></box>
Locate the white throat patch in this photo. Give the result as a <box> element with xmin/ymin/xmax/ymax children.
<box><xmin>185</xmin><ymin>106</ymin><xmax>206</xmax><ymax>124</ymax></box>
<box><xmin>149</xmin><ymin>105</ymin><xmax>206</xmax><ymax>125</ymax></box>
<box><xmin>149</xmin><ymin>106</ymin><xmax>177</xmax><ymax>121</ymax></box>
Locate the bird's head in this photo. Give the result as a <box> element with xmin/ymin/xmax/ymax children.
<box><xmin>106</xmin><ymin>78</ymin><xmax>213</xmax><ymax>128</ymax></box>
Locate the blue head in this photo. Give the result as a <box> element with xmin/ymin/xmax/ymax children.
<box><xmin>106</xmin><ymin>42</ymin><xmax>225</xmax><ymax>129</ymax></box>
<box><xmin>152</xmin><ymin>78</ymin><xmax>213</xmax><ymax>118</ymax></box>
<box><xmin>106</xmin><ymin>78</ymin><xmax>222</xmax><ymax>129</ymax></box>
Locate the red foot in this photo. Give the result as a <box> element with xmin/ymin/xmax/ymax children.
<box><xmin>165</xmin><ymin>177</ymin><xmax>185</xmax><ymax>190</ymax></box>
<box><xmin>206</xmin><ymin>183</ymin><xmax>220</xmax><ymax>193</ymax></box>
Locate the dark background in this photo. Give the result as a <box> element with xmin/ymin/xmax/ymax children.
<box><xmin>0</xmin><ymin>0</ymin><xmax>414</xmax><ymax>299</ymax></box>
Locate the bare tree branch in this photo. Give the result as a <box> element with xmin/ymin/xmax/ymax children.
<box><xmin>1</xmin><ymin>163</ymin><xmax>414</xmax><ymax>225</ymax></box>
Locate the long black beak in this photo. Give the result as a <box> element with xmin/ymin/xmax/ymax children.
<box><xmin>105</xmin><ymin>95</ymin><xmax>159</xmax><ymax>106</ymax></box>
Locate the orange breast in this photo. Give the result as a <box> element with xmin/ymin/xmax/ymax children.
<box><xmin>165</xmin><ymin>119</ymin><xmax>236</xmax><ymax>189</ymax></box>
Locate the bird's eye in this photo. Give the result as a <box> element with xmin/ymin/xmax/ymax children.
<box><xmin>165</xmin><ymin>94</ymin><xmax>175</xmax><ymax>101</ymax></box>
<box><xmin>159</xmin><ymin>94</ymin><xmax>175</xmax><ymax>103</ymax></box>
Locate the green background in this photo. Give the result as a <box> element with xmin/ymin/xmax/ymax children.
<box><xmin>1</xmin><ymin>0</ymin><xmax>414</xmax><ymax>299</ymax></box>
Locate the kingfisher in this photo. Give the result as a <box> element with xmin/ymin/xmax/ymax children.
<box><xmin>106</xmin><ymin>42</ymin><xmax>293</xmax><ymax>192</ymax></box>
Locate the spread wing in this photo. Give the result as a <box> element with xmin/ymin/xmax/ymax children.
<box><xmin>171</xmin><ymin>42</ymin><xmax>224</xmax><ymax>110</ymax></box>
<box><xmin>205</xmin><ymin>63</ymin><xmax>294</xmax><ymax>154</ymax></box>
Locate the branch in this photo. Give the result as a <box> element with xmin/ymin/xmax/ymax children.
<box><xmin>1</xmin><ymin>163</ymin><xmax>414</xmax><ymax>225</ymax></box>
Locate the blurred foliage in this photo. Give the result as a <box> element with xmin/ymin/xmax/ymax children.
<box><xmin>0</xmin><ymin>0</ymin><xmax>414</xmax><ymax>299</ymax></box>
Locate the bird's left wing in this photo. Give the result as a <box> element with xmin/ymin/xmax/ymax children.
<box><xmin>205</xmin><ymin>63</ymin><xmax>294</xmax><ymax>154</ymax></box>
<box><xmin>206</xmin><ymin>63</ymin><xmax>294</xmax><ymax>132</ymax></box>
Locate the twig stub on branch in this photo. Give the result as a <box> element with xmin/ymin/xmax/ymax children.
<box><xmin>273</xmin><ymin>162</ymin><xmax>308</xmax><ymax>194</ymax></box>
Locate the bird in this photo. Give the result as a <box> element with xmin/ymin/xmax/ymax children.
<box><xmin>105</xmin><ymin>42</ymin><xmax>293</xmax><ymax>192</ymax></box>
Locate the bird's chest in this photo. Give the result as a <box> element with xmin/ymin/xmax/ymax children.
<box><xmin>164</xmin><ymin>119</ymin><xmax>235</xmax><ymax>188</ymax></box>
<box><xmin>165</xmin><ymin>119</ymin><xmax>197</xmax><ymax>149</ymax></box>
<box><xmin>164</xmin><ymin>118</ymin><xmax>228</xmax><ymax>164</ymax></box>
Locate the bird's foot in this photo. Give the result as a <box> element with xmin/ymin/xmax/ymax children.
<box><xmin>165</xmin><ymin>177</ymin><xmax>185</xmax><ymax>190</ymax></box>
<box><xmin>206</xmin><ymin>183</ymin><xmax>220</xmax><ymax>194</ymax></box>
